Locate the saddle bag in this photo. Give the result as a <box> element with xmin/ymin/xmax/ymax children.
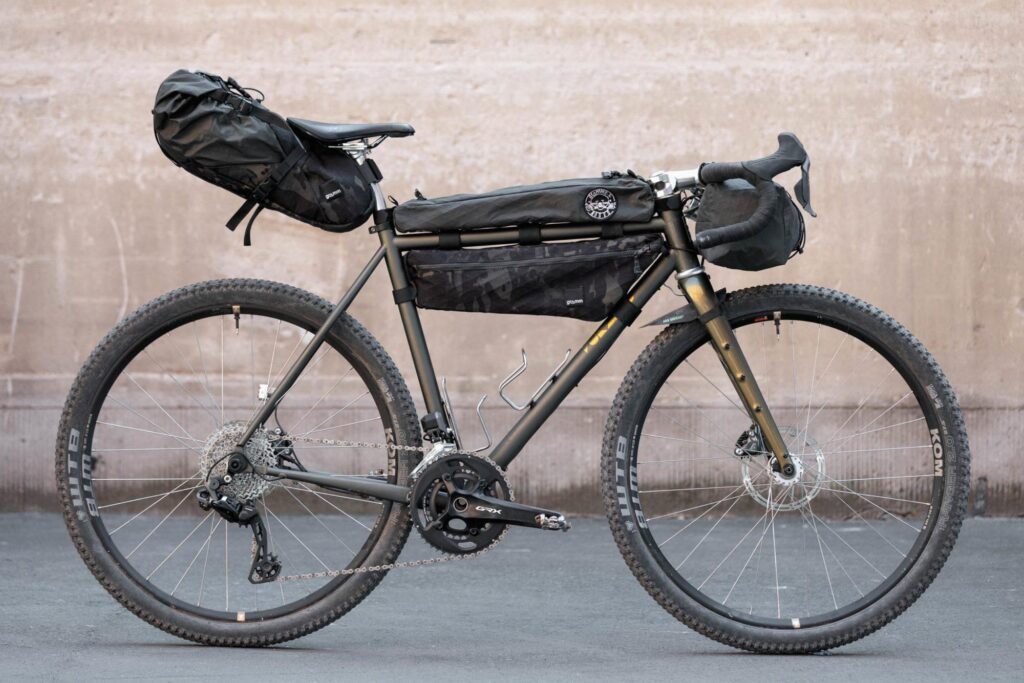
<box><xmin>152</xmin><ymin>69</ymin><xmax>374</xmax><ymax>243</ymax></box>
<box><xmin>393</xmin><ymin>177</ymin><xmax>655</xmax><ymax>233</ymax></box>
<box><xmin>694</xmin><ymin>179</ymin><xmax>805</xmax><ymax>271</ymax></box>
<box><xmin>404</xmin><ymin>234</ymin><xmax>665</xmax><ymax>321</ymax></box>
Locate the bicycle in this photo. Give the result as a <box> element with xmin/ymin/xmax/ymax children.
<box><xmin>56</xmin><ymin>74</ymin><xmax>969</xmax><ymax>653</ymax></box>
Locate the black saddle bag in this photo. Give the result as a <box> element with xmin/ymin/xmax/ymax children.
<box><xmin>393</xmin><ymin>177</ymin><xmax>655</xmax><ymax>233</ymax></box>
<box><xmin>695</xmin><ymin>179</ymin><xmax>805</xmax><ymax>271</ymax></box>
<box><xmin>404</xmin><ymin>235</ymin><xmax>665</xmax><ymax>321</ymax></box>
<box><xmin>152</xmin><ymin>70</ymin><xmax>374</xmax><ymax>242</ymax></box>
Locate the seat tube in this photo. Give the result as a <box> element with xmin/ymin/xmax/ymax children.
<box><xmin>659</xmin><ymin>203</ymin><xmax>797</xmax><ymax>477</ymax></box>
<box><xmin>376</xmin><ymin>220</ymin><xmax>448</xmax><ymax>428</ymax></box>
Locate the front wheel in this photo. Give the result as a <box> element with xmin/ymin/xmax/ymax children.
<box><xmin>602</xmin><ymin>284</ymin><xmax>969</xmax><ymax>653</ymax></box>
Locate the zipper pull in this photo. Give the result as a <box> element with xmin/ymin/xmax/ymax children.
<box><xmin>634</xmin><ymin>254</ymin><xmax>642</xmax><ymax>274</ymax></box>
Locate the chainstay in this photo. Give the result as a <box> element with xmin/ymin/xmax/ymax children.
<box><xmin>273</xmin><ymin>434</ymin><xmax>509</xmax><ymax>582</ymax></box>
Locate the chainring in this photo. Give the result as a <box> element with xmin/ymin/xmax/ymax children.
<box><xmin>410</xmin><ymin>452</ymin><xmax>512</xmax><ymax>554</ymax></box>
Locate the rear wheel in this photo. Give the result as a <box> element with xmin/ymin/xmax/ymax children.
<box><xmin>602</xmin><ymin>284</ymin><xmax>969</xmax><ymax>653</ymax></box>
<box><xmin>56</xmin><ymin>279</ymin><xmax>420</xmax><ymax>646</ymax></box>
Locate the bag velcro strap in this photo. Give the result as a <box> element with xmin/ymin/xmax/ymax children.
<box><xmin>601</xmin><ymin>223</ymin><xmax>625</xmax><ymax>239</ymax></box>
<box><xmin>392</xmin><ymin>285</ymin><xmax>417</xmax><ymax>304</ymax></box>
<box><xmin>438</xmin><ymin>232</ymin><xmax>461</xmax><ymax>249</ymax></box>
<box><xmin>519</xmin><ymin>226</ymin><xmax>542</xmax><ymax>245</ymax></box>
<box><xmin>614</xmin><ymin>298</ymin><xmax>642</xmax><ymax>326</ymax></box>
<box><xmin>225</xmin><ymin>147</ymin><xmax>306</xmax><ymax>238</ymax></box>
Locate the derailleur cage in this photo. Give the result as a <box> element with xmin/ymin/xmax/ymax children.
<box><xmin>196</xmin><ymin>479</ymin><xmax>281</xmax><ymax>584</ymax></box>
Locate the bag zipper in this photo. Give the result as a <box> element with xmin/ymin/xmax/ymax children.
<box><xmin>413</xmin><ymin>244</ymin><xmax>658</xmax><ymax>272</ymax></box>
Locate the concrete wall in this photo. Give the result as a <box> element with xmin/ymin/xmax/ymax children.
<box><xmin>1</xmin><ymin>1</ymin><xmax>1021</xmax><ymax>512</ymax></box>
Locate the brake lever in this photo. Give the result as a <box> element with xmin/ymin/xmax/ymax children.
<box><xmin>794</xmin><ymin>156</ymin><xmax>816</xmax><ymax>218</ymax></box>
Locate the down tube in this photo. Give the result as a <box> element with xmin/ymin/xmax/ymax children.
<box><xmin>489</xmin><ymin>254</ymin><xmax>676</xmax><ymax>469</ymax></box>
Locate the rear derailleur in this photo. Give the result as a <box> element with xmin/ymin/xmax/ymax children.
<box><xmin>196</xmin><ymin>472</ymin><xmax>281</xmax><ymax>584</ymax></box>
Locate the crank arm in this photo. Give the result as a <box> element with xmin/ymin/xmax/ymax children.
<box><xmin>260</xmin><ymin>465</ymin><xmax>411</xmax><ymax>504</ymax></box>
<box><xmin>452</xmin><ymin>491</ymin><xmax>570</xmax><ymax>530</ymax></box>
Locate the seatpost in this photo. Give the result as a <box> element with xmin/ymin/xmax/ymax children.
<box><xmin>658</xmin><ymin>199</ymin><xmax>797</xmax><ymax>478</ymax></box>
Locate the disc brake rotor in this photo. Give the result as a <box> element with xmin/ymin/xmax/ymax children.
<box><xmin>741</xmin><ymin>425</ymin><xmax>826</xmax><ymax>511</ymax></box>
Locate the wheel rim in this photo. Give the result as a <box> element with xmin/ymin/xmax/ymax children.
<box><xmin>629</xmin><ymin>309</ymin><xmax>944</xmax><ymax>629</ymax></box>
<box><xmin>79</xmin><ymin>304</ymin><xmax>399</xmax><ymax>621</ymax></box>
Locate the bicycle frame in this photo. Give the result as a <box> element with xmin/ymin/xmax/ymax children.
<box><xmin>238</xmin><ymin>196</ymin><xmax>795</xmax><ymax>505</ymax></box>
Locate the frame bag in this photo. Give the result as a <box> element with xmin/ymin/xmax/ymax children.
<box><xmin>404</xmin><ymin>235</ymin><xmax>665</xmax><ymax>321</ymax></box>
<box><xmin>152</xmin><ymin>69</ymin><xmax>374</xmax><ymax>243</ymax></box>
<box><xmin>695</xmin><ymin>179</ymin><xmax>805</xmax><ymax>271</ymax></box>
<box><xmin>393</xmin><ymin>176</ymin><xmax>655</xmax><ymax>233</ymax></box>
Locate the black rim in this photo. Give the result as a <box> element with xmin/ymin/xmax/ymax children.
<box><xmin>73</xmin><ymin>298</ymin><xmax>399</xmax><ymax>622</ymax></box>
<box><xmin>626</xmin><ymin>304</ymin><xmax>944</xmax><ymax>630</ymax></box>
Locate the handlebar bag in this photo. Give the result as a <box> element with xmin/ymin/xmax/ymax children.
<box><xmin>393</xmin><ymin>177</ymin><xmax>655</xmax><ymax>233</ymax></box>
<box><xmin>695</xmin><ymin>179</ymin><xmax>805</xmax><ymax>271</ymax></box>
<box><xmin>152</xmin><ymin>70</ymin><xmax>374</xmax><ymax>240</ymax></box>
<box><xmin>404</xmin><ymin>235</ymin><xmax>665</xmax><ymax>321</ymax></box>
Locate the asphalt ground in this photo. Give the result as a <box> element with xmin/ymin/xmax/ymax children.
<box><xmin>1</xmin><ymin>514</ymin><xmax>1021</xmax><ymax>681</ymax></box>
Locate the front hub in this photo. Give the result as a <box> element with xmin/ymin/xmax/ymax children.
<box><xmin>739</xmin><ymin>425</ymin><xmax>826</xmax><ymax>511</ymax></box>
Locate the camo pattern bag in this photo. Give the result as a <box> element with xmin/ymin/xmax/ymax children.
<box><xmin>404</xmin><ymin>235</ymin><xmax>665</xmax><ymax>321</ymax></box>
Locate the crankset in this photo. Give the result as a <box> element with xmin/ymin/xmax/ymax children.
<box><xmin>411</xmin><ymin>452</ymin><xmax>569</xmax><ymax>554</ymax></box>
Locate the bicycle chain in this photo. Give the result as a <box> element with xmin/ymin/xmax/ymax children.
<box><xmin>270</xmin><ymin>434</ymin><xmax>509</xmax><ymax>582</ymax></box>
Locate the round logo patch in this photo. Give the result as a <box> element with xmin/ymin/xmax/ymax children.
<box><xmin>584</xmin><ymin>188</ymin><xmax>617</xmax><ymax>220</ymax></box>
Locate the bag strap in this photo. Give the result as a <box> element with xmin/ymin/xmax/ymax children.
<box><xmin>225</xmin><ymin>147</ymin><xmax>305</xmax><ymax>244</ymax></box>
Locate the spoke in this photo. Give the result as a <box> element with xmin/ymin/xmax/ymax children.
<box><xmin>198</xmin><ymin>513</ymin><xmax>214</xmax><ymax>606</ymax></box>
<box><xmin>821</xmin><ymin>367</ymin><xmax>897</xmax><ymax>446</ymax></box>
<box><xmin>672</xmin><ymin>479</ymin><xmax>765</xmax><ymax>569</ymax></box>
<box><xmin>808</xmin><ymin>464</ymin><xmax>926</xmax><ymax>530</ymax></box>
<box><xmin>125</xmin><ymin>488</ymin><xmax>196</xmax><ymax>558</ymax></box>
<box><xmin>662</xmin><ymin>413</ymin><xmax>736</xmax><ymax>457</ymax></box>
<box><xmin>94</xmin><ymin>475</ymin><xmax>202</xmax><ymax>481</ymax></box>
<box><xmin>292</xmin><ymin>483</ymin><xmax>373</xmax><ymax>531</ymax></box>
<box><xmin>637</xmin><ymin>455</ymin><xmax>739</xmax><ymax>464</ymax></box>
<box><xmin>816</xmin><ymin>487</ymin><xmax>931</xmax><ymax>507</ymax></box>
<box><xmin>640</xmin><ymin>483</ymin><xmax>768</xmax><ymax>494</ymax></box>
<box><xmin>172</xmin><ymin>516</ymin><xmax>221</xmax><ymax>596</ymax></box>
<box><xmin>281</xmin><ymin>486</ymin><xmax>357</xmax><ymax>555</ymax></box>
<box><xmin>107</xmin><ymin>474</ymin><xmax>201</xmax><ymax>534</ymax></box>
<box><xmin>821</xmin><ymin>444</ymin><xmax>932</xmax><ymax>456</ymax></box>
<box><xmin>802</xmin><ymin>334</ymin><xmax>851</xmax><ymax>432</ymax></box>
<box><xmin>192</xmin><ymin>321</ymin><xmax>218</xmax><ymax>423</ymax></box>
<box><xmin>93</xmin><ymin>447</ymin><xmax>200</xmax><ymax>453</ymax></box>
<box><xmin>146</xmin><ymin>511</ymin><xmax>214</xmax><ymax>580</ymax></box>
<box><xmin>805</xmin><ymin>507</ymin><xmax>887</xmax><ymax>579</ymax></box>
<box><xmin>142</xmin><ymin>348</ymin><xmax>220</xmax><ymax>429</ymax></box>
<box><xmin>294</xmin><ymin>390</ymin><xmax>371</xmax><ymax>438</ymax></box>
<box><xmin>801</xmin><ymin>508</ymin><xmax>863</xmax><ymax>597</ymax></box>
<box><xmin>262</xmin><ymin>498</ymin><xmax>289</xmax><ymax>605</ymax></box>
<box><xmin>697</xmin><ymin>507</ymin><xmax>770</xmax><ymax>591</ymax></box>
<box><xmin>294</xmin><ymin>415</ymin><xmax>382</xmax><ymax>439</ymax></box>
<box><xmin>265</xmin><ymin>507</ymin><xmax>333</xmax><ymax>571</ymax></box>
<box><xmin>281</xmin><ymin>483</ymin><xmax>382</xmax><ymax>505</ymax></box>
<box><xmin>802</xmin><ymin>487</ymin><xmax>838</xmax><ymax>610</ymax></box>
<box><xmin>829</xmin><ymin>474</ymin><xmax>933</xmax><ymax>484</ymax></box>
<box><xmin>100</xmin><ymin>397</ymin><xmax>200</xmax><ymax>450</ymax></box>
<box><xmin>288</xmin><ymin>367</ymin><xmax>355</xmax><ymax>434</ymax></box>
<box><xmin>824</xmin><ymin>486</ymin><xmax>909</xmax><ymax>557</ymax></box>
<box><xmin>99</xmin><ymin>483</ymin><xmax>202</xmax><ymax>510</ymax></box>
<box><xmin>220</xmin><ymin>315</ymin><xmax>225</xmax><ymax>424</ymax></box>
<box><xmin>224</xmin><ymin>521</ymin><xmax>229</xmax><ymax>610</ymax></box>
<box><xmin>649</xmin><ymin>492</ymin><xmax>747</xmax><ymax>525</ymax></box>
<box><xmin>166</xmin><ymin>336</ymin><xmax>222</xmax><ymax>422</ymax></box>
<box><xmin>722</xmin><ymin>488</ymin><xmax>788</xmax><ymax>605</ymax></box>
<box><xmin>664</xmin><ymin>380</ymin><xmax>737</xmax><ymax>445</ymax></box>
<box><xmin>771</xmin><ymin>489</ymin><xmax>781</xmax><ymax>618</ymax></box>
<box><xmin>682</xmin><ymin>360</ymin><xmax>749</xmax><ymax>419</ymax></box>
<box><xmin>803</xmin><ymin>324</ymin><xmax>822</xmax><ymax>442</ymax></box>
<box><xmin>820</xmin><ymin>416</ymin><xmax>927</xmax><ymax>448</ymax></box>
<box><xmin>122</xmin><ymin>374</ymin><xmax>197</xmax><ymax>443</ymax></box>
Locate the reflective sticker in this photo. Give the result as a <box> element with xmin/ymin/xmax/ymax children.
<box><xmin>237</xmin><ymin>612</ymin><xmax>246</xmax><ymax>622</ymax></box>
<box><xmin>791</xmin><ymin>618</ymin><xmax>801</xmax><ymax>629</ymax></box>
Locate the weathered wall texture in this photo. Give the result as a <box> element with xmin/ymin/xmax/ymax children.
<box><xmin>1</xmin><ymin>1</ymin><xmax>1021</xmax><ymax>512</ymax></box>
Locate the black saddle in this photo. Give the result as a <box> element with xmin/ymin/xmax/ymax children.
<box><xmin>287</xmin><ymin>117</ymin><xmax>414</xmax><ymax>145</ymax></box>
